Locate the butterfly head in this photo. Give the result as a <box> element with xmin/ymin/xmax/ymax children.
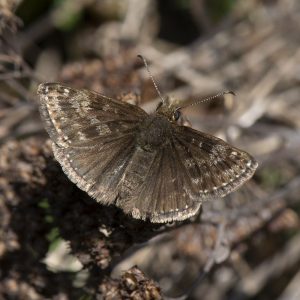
<box><xmin>155</xmin><ymin>96</ymin><xmax>182</xmax><ymax>123</ymax></box>
<box><xmin>138</xmin><ymin>55</ymin><xmax>182</xmax><ymax>123</ymax></box>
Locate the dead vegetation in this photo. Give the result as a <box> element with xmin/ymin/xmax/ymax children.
<box><xmin>1</xmin><ymin>0</ymin><xmax>300</xmax><ymax>299</ymax></box>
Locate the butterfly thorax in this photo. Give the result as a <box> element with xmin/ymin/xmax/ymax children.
<box><xmin>136</xmin><ymin>113</ymin><xmax>173</xmax><ymax>151</ymax></box>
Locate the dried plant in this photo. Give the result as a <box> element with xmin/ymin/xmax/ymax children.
<box><xmin>1</xmin><ymin>0</ymin><xmax>300</xmax><ymax>299</ymax></box>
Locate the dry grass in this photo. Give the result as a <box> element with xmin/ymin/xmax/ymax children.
<box><xmin>1</xmin><ymin>0</ymin><xmax>300</xmax><ymax>299</ymax></box>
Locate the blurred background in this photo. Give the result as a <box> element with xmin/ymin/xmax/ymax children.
<box><xmin>1</xmin><ymin>0</ymin><xmax>300</xmax><ymax>299</ymax></box>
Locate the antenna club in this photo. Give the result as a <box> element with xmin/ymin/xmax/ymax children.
<box><xmin>224</xmin><ymin>90</ymin><xmax>236</xmax><ymax>96</ymax></box>
<box><xmin>179</xmin><ymin>90</ymin><xmax>236</xmax><ymax>110</ymax></box>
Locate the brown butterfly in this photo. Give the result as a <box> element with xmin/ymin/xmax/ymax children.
<box><xmin>37</xmin><ymin>56</ymin><xmax>257</xmax><ymax>223</ymax></box>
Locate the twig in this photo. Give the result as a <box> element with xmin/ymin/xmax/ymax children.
<box><xmin>164</xmin><ymin>222</ymin><xmax>229</xmax><ymax>300</ymax></box>
<box><xmin>231</xmin><ymin>233</ymin><xmax>300</xmax><ymax>300</ymax></box>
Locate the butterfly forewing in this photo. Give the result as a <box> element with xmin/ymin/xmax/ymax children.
<box><xmin>38</xmin><ymin>83</ymin><xmax>147</xmax><ymax>147</ymax></box>
<box><xmin>38</xmin><ymin>83</ymin><xmax>147</xmax><ymax>204</ymax></box>
<box><xmin>173</xmin><ymin>126</ymin><xmax>258</xmax><ymax>199</ymax></box>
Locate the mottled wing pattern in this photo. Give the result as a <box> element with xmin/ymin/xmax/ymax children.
<box><xmin>38</xmin><ymin>83</ymin><xmax>147</xmax><ymax>204</ymax></box>
<box><xmin>117</xmin><ymin>143</ymin><xmax>201</xmax><ymax>223</ymax></box>
<box><xmin>173</xmin><ymin>125</ymin><xmax>258</xmax><ymax>199</ymax></box>
<box><xmin>118</xmin><ymin>125</ymin><xmax>257</xmax><ymax>223</ymax></box>
<box><xmin>38</xmin><ymin>82</ymin><xmax>257</xmax><ymax>223</ymax></box>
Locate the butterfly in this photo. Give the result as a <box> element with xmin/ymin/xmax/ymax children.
<box><xmin>37</xmin><ymin>57</ymin><xmax>258</xmax><ymax>223</ymax></box>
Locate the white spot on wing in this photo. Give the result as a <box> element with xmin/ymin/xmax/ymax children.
<box><xmin>90</xmin><ymin>118</ymin><xmax>99</xmax><ymax>125</ymax></box>
<box><xmin>96</xmin><ymin>124</ymin><xmax>111</xmax><ymax>135</ymax></box>
<box><xmin>78</xmin><ymin>131</ymin><xmax>86</xmax><ymax>140</ymax></box>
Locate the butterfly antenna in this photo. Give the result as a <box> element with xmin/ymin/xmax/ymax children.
<box><xmin>138</xmin><ymin>54</ymin><xmax>165</xmax><ymax>104</ymax></box>
<box><xmin>178</xmin><ymin>90</ymin><xmax>236</xmax><ymax>110</ymax></box>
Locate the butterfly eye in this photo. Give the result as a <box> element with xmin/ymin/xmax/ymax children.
<box><xmin>173</xmin><ymin>109</ymin><xmax>181</xmax><ymax>121</ymax></box>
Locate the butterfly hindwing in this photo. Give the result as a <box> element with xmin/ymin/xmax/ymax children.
<box><xmin>117</xmin><ymin>142</ymin><xmax>201</xmax><ymax>223</ymax></box>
